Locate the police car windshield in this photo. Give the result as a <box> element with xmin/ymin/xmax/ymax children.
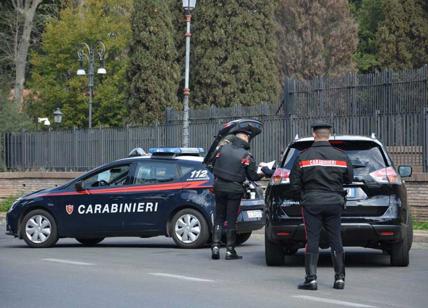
<box><xmin>283</xmin><ymin>140</ymin><xmax>387</xmax><ymax>179</ymax></box>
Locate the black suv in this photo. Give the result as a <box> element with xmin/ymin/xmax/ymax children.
<box><xmin>264</xmin><ymin>135</ymin><xmax>413</xmax><ymax>266</ymax></box>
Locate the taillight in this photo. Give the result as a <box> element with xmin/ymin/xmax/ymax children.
<box><xmin>271</xmin><ymin>168</ymin><xmax>291</xmax><ymax>185</ymax></box>
<box><xmin>369</xmin><ymin>167</ymin><xmax>401</xmax><ymax>184</ymax></box>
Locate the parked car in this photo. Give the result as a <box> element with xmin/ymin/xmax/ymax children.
<box><xmin>6</xmin><ymin>120</ymin><xmax>266</xmax><ymax>249</ymax></box>
<box><xmin>264</xmin><ymin>135</ymin><xmax>413</xmax><ymax>266</ymax></box>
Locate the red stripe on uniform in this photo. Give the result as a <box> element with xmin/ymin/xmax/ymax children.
<box><xmin>38</xmin><ymin>181</ymin><xmax>211</xmax><ymax>197</ymax></box>
<box><xmin>299</xmin><ymin>160</ymin><xmax>347</xmax><ymax>168</ymax></box>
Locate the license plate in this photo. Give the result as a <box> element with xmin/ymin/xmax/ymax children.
<box><xmin>345</xmin><ymin>187</ymin><xmax>356</xmax><ymax>198</ymax></box>
<box><xmin>247</xmin><ymin>210</ymin><xmax>263</xmax><ymax>219</ymax></box>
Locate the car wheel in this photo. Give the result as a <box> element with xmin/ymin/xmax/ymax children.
<box><xmin>390</xmin><ymin>227</ymin><xmax>410</xmax><ymax>266</ymax></box>
<box><xmin>407</xmin><ymin>219</ymin><xmax>413</xmax><ymax>250</ymax></box>
<box><xmin>236</xmin><ymin>232</ymin><xmax>252</xmax><ymax>246</ymax></box>
<box><xmin>265</xmin><ymin>229</ymin><xmax>285</xmax><ymax>266</ymax></box>
<box><xmin>171</xmin><ymin>208</ymin><xmax>209</xmax><ymax>248</ymax></box>
<box><xmin>21</xmin><ymin>209</ymin><xmax>58</xmax><ymax>248</ymax></box>
<box><xmin>76</xmin><ymin>238</ymin><xmax>105</xmax><ymax>246</ymax></box>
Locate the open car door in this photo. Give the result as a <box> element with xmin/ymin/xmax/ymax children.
<box><xmin>203</xmin><ymin>119</ymin><xmax>263</xmax><ymax>169</ymax></box>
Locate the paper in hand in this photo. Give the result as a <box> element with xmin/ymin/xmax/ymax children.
<box><xmin>257</xmin><ymin>160</ymin><xmax>275</xmax><ymax>174</ymax></box>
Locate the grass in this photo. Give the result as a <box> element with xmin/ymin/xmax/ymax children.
<box><xmin>0</xmin><ymin>196</ymin><xmax>16</xmax><ymax>212</ymax></box>
<box><xmin>414</xmin><ymin>221</ymin><xmax>428</xmax><ymax>230</ymax></box>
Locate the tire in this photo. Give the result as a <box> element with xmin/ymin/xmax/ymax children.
<box><xmin>390</xmin><ymin>227</ymin><xmax>410</xmax><ymax>266</ymax></box>
<box><xmin>170</xmin><ymin>208</ymin><xmax>209</xmax><ymax>248</ymax></box>
<box><xmin>265</xmin><ymin>229</ymin><xmax>285</xmax><ymax>266</ymax></box>
<box><xmin>21</xmin><ymin>209</ymin><xmax>58</xmax><ymax>248</ymax></box>
<box><xmin>407</xmin><ymin>219</ymin><xmax>414</xmax><ymax>250</ymax></box>
<box><xmin>236</xmin><ymin>232</ymin><xmax>252</xmax><ymax>246</ymax></box>
<box><xmin>76</xmin><ymin>238</ymin><xmax>104</xmax><ymax>246</ymax></box>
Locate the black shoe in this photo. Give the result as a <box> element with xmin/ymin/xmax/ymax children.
<box><xmin>298</xmin><ymin>253</ymin><xmax>319</xmax><ymax>290</ymax></box>
<box><xmin>225</xmin><ymin>230</ymin><xmax>242</xmax><ymax>260</ymax></box>
<box><xmin>211</xmin><ymin>246</ymin><xmax>220</xmax><ymax>260</ymax></box>
<box><xmin>331</xmin><ymin>251</ymin><xmax>345</xmax><ymax>290</ymax></box>
<box><xmin>298</xmin><ymin>277</ymin><xmax>318</xmax><ymax>290</ymax></box>
<box><xmin>225</xmin><ymin>248</ymin><xmax>242</xmax><ymax>260</ymax></box>
<box><xmin>333</xmin><ymin>277</ymin><xmax>345</xmax><ymax>289</ymax></box>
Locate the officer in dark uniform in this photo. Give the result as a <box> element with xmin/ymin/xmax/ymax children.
<box><xmin>211</xmin><ymin>129</ymin><xmax>271</xmax><ymax>260</ymax></box>
<box><xmin>289</xmin><ymin>122</ymin><xmax>353</xmax><ymax>290</ymax></box>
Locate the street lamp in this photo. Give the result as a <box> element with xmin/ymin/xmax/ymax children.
<box><xmin>77</xmin><ymin>41</ymin><xmax>107</xmax><ymax>128</ymax></box>
<box><xmin>53</xmin><ymin>107</ymin><xmax>63</xmax><ymax>124</ymax></box>
<box><xmin>181</xmin><ymin>0</ymin><xmax>197</xmax><ymax>147</ymax></box>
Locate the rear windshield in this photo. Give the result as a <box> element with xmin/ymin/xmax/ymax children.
<box><xmin>282</xmin><ymin>141</ymin><xmax>388</xmax><ymax>179</ymax></box>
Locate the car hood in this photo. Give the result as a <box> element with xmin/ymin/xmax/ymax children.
<box><xmin>21</xmin><ymin>187</ymin><xmax>59</xmax><ymax>200</ymax></box>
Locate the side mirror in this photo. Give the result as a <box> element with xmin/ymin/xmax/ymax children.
<box><xmin>398</xmin><ymin>165</ymin><xmax>412</xmax><ymax>178</ymax></box>
<box><xmin>75</xmin><ymin>181</ymin><xmax>84</xmax><ymax>191</ymax></box>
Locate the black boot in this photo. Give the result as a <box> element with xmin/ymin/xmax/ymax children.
<box><xmin>225</xmin><ymin>230</ymin><xmax>242</xmax><ymax>260</ymax></box>
<box><xmin>298</xmin><ymin>253</ymin><xmax>319</xmax><ymax>290</ymax></box>
<box><xmin>331</xmin><ymin>251</ymin><xmax>345</xmax><ymax>289</ymax></box>
<box><xmin>211</xmin><ymin>225</ymin><xmax>222</xmax><ymax>260</ymax></box>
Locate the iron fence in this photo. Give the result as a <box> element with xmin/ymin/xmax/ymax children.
<box><xmin>2</xmin><ymin>112</ymin><xmax>426</xmax><ymax>171</ymax></box>
<box><xmin>1</xmin><ymin>67</ymin><xmax>427</xmax><ymax>172</ymax></box>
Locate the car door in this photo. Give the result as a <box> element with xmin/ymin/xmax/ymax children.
<box><xmin>122</xmin><ymin>159</ymin><xmax>181</xmax><ymax>233</ymax></box>
<box><xmin>58</xmin><ymin>163</ymin><xmax>132</xmax><ymax>237</ymax></box>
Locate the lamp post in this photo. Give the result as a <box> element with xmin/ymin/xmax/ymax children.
<box><xmin>77</xmin><ymin>41</ymin><xmax>107</xmax><ymax>128</ymax></box>
<box><xmin>181</xmin><ymin>0</ymin><xmax>197</xmax><ymax>147</ymax></box>
<box><xmin>53</xmin><ymin>107</ymin><xmax>63</xmax><ymax>126</ymax></box>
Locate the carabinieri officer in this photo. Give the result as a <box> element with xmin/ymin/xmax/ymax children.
<box><xmin>211</xmin><ymin>128</ymin><xmax>271</xmax><ymax>260</ymax></box>
<box><xmin>289</xmin><ymin>122</ymin><xmax>353</xmax><ymax>290</ymax></box>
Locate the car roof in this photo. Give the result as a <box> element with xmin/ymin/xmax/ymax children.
<box><xmin>293</xmin><ymin>135</ymin><xmax>384</xmax><ymax>147</ymax></box>
<box><xmin>115</xmin><ymin>155</ymin><xmax>204</xmax><ymax>164</ymax></box>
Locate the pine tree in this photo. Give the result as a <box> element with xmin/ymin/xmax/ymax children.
<box><xmin>277</xmin><ymin>0</ymin><xmax>358</xmax><ymax>79</ymax></box>
<box><xmin>376</xmin><ymin>0</ymin><xmax>428</xmax><ymax>70</ymax></box>
<box><xmin>352</xmin><ymin>0</ymin><xmax>384</xmax><ymax>72</ymax></box>
<box><xmin>127</xmin><ymin>0</ymin><xmax>180</xmax><ymax>125</ymax></box>
<box><xmin>190</xmin><ymin>0</ymin><xmax>281</xmax><ymax>108</ymax></box>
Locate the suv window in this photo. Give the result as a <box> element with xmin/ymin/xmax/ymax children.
<box><xmin>82</xmin><ymin>165</ymin><xmax>130</xmax><ymax>188</ymax></box>
<box><xmin>282</xmin><ymin>140</ymin><xmax>387</xmax><ymax>180</ymax></box>
<box><xmin>134</xmin><ymin>161</ymin><xmax>178</xmax><ymax>184</ymax></box>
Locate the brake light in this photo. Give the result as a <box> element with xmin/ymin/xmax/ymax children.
<box><xmin>369</xmin><ymin>167</ymin><xmax>401</xmax><ymax>184</ymax></box>
<box><xmin>271</xmin><ymin>168</ymin><xmax>291</xmax><ymax>185</ymax></box>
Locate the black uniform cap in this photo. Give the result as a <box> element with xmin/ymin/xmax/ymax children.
<box><xmin>311</xmin><ymin>121</ymin><xmax>332</xmax><ymax>131</ymax></box>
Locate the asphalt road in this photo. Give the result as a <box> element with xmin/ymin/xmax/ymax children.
<box><xmin>1</xmin><ymin>224</ymin><xmax>427</xmax><ymax>308</ymax></box>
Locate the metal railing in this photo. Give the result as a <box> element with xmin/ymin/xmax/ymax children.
<box><xmin>1</xmin><ymin>67</ymin><xmax>427</xmax><ymax>172</ymax></box>
<box><xmin>2</xmin><ymin>112</ymin><xmax>426</xmax><ymax>171</ymax></box>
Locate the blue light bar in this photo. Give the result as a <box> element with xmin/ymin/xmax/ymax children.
<box><xmin>148</xmin><ymin>147</ymin><xmax>204</xmax><ymax>155</ymax></box>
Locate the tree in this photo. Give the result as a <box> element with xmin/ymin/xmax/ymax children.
<box><xmin>126</xmin><ymin>0</ymin><xmax>180</xmax><ymax>125</ymax></box>
<box><xmin>29</xmin><ymin>0</ymin><xmax>132</xmax><ymax>128</ymax></box>
<box><xmin>376</xmin><ymin>0</ymin><xmax>428</xmax><ymax>70</ymax></box>
<box><xmin>277</xmin><ymin>0</ymin><xmax>358</xmax><ymax>80</ymax></box>
<box><xmin>190</xmin><ymin>0</ymin><xmax>281</xmax><ymax>108</ymax></box>
<box><xmin>352</xmin><ymin>0</ymin><xmax>384</xmax><ymax>72</ymax></box>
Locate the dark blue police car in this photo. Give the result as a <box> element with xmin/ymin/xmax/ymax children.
<box><xmin>6</xmin><ymin>147</ymin><xmax>265</xmax><ymax>248</ymax></box>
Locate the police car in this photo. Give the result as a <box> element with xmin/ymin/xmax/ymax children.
<box><xmin>264</xmin><ymin>135</ymin><xmax>413</xmax><ymax>266</ymax></box>
<box><xmin>6</xmin><ymin>147</ymin><xmax>265</xmax><ymax>248</ymax></box>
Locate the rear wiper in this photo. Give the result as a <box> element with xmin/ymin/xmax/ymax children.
<box><xmin>351</xmin><ymin>163</ymin><xmax>367</xmax><ymax>168</ymax></box>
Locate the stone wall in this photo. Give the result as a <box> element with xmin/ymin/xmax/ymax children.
<box><xmin>0</xmin><ymin>172</ymin><xmax>82</xmax><ymax>200</ymax></box>
<box><xmin>0</xmin><ymin>172</ymin><xmax>427</xmax><ymax>221</ymax></box>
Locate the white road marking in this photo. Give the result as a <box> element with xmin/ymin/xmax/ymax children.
<box><xmin>149</xmin><ymin>272</ymin><xmax>215</xmax><ymax>283</ymax></box>
<box><xmin>292</xmin><ymin>295</ymin><xmax>377</xmax><ymax>308</ymax></box>
<box><xmin>43</xmin><ymin>258</ymin><xmax>94</xmax><ymax>266</ymax></box>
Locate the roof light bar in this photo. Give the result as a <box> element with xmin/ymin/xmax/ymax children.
<box><xmin>148</xmin><ymin>147</ymin><xmax>204</xmax><ymax>155</ymax></box>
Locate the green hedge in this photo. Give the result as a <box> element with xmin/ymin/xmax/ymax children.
<box><xmin>0</xmin><ymin>196</ymin><xmax>16</xmax><ymax>212</ymax></box>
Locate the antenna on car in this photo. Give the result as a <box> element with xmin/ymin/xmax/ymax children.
<box><xmin>371</xmin><ymin>132</ymin><xmax>377</xmax><ymax>139</ymax></box>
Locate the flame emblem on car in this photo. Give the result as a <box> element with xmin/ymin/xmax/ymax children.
<box><xmin>66</xmin><ymin>204</ymin><xmax>74</xmax><ymax>215</ymax></box>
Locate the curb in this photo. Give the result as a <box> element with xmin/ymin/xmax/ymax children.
<box><xmin>0</xmin><ymin>212</ymin><xmax>5</xmax><ymax>225</ymax></box>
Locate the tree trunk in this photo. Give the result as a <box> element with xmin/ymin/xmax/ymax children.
<box><xmin>13</xmin><ymin>0</ymin><xmax>42</xmax><ymax>110</ymax></box>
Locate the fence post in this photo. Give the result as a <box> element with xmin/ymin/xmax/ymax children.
<box><xmin>73</xmin><ymin>127</ymin><xmax>78</xmax><ymax>169</ymax></box>
<box><xmin>424</xmin><ymin>107</ymin><xmax>428</xmax><ymax>172</ymax></box>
